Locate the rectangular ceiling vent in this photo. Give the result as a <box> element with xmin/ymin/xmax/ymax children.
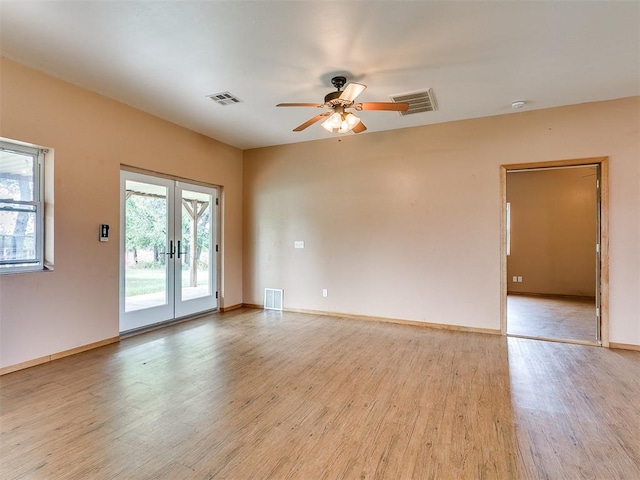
<box><xmin>389</xmin><ymin>88</ymin><xmax>437</xmax><ymax>116</ymax></box>
<box><xmin>207</xmin><ymin>91</ymin><xmax>243</xmax><ymax>106</ymax></box>
<box><xmin>264</xmin><ymin>288</ymin><xmax>283</xmax><ymax>311</ymax></box>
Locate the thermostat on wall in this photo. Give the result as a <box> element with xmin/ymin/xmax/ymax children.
<box><xmin>100</xmin><ymin>224</ymin><xmax>109</xmax><ymax>242</ymax></box>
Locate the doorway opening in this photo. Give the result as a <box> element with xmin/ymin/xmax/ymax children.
<box><xmin>119</xmin><ymin>170</ymin><xmax>220</xmax><ymax>333</ymax></box>
<box><xmin>500</xmin><ymin>158</ymin><xmax>608</xmax><ymax>346</ymax></box>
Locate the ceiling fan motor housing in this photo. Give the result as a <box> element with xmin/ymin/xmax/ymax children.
<box><xmin>330</xmin><ymin>76</ymin><xmax>347</xmax><ymax>90</ymax></box>
<box><xmin>325</xmin><ymin>76</ymin><xmax>348</xmax><ymax>104</ymax></box>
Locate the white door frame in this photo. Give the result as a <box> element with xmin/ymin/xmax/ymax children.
<box><xmin>499</xmin><ymin>157</ymin><xmax>609</xmax><ymax>347</ymax></box>
<box><xmin>119</xmin><ymin>170</ymin><xmax>220</xmax><ymax>333</ymax></box>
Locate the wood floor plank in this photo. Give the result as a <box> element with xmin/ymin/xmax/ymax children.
<box><xmin>507</xmin><ymin>294</ymin><xmax>597</xmax><ymax>342</ymax></box>
<box><xmin>1</xmin><ymin>308</ymin><xmax>639</xmax><ymax>479</ymax></box>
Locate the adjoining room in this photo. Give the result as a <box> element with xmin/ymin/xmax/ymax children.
<box><xmin>506</xmin><ymin>164</ymin><xmax>602</xmax><ymax>345</ymax></box>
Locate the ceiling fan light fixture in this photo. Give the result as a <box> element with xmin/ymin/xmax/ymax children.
<box><xmin>329</xmin><ymin>112</ymin><xmax>342</xmax><ymax>127</ymax></box>
<box><xmin>338</xmin><ymin>121</ymin><xmax>351</xmax><ymax>134</ymax></box>
<box><xmin>321</xmin><ymin>112</ymin><xmax>361</xmax><ymax>133</ymax></box>
<box><xmin>322</xmin><ymin>112</ymin><xmax>344</xmax><ymax>132</ymax></box>
<box><xmin>345</xmin><ymin>112</ymin><xmax>360</xmax><ymax>127</ymax></box>
<box><xmin>338</xmin><ymin>113</ymin><xmax>360</xmax><ymax>133</ymax></box>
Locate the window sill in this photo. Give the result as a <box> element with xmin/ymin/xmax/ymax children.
<box><xmin>0</xmin><ymin>264</ymin><xmax>54</xmax><ymax>275</ymax></box>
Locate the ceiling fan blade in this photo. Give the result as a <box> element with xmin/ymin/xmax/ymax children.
<box><xmin>293</xmin><ymin>112</ymin><xmax>330</xmax><ymax>132</ymax></box>
<box><xmin>352</xmin><ymin>121</ymin><xmax>367</xmax><ymax>134</ymax></box>
<box><xmin>357</xmin><ymin>102</ymin><xmax>409</xmax><ymax>112</ymax></box>
<box><xmin>277</xmin><ymin>103</ymin><xmax>324</xmax><ymax>108</ymax></box>
<box><xmin>339</xmin><ymin>82</ymin><xmax>367</xmax><ymax>102</ymax></box>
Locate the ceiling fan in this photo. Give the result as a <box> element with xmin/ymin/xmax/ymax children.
<box><xmin>277</xmin><ymin>76</ymin><xmax>409</xmax><ymax>134</ymax></box>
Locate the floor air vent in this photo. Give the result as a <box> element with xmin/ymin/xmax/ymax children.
<box><xmin>389</xmin><ymin>89</ymin><xmax>436</xmax><ymax>116</ymax></box>
<box><xmin>264</xmin><ymin>288</ymin><xmax>284</xmax><ymax>310</ymax></box>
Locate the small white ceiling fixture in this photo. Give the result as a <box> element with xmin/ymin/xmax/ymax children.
<box><xmin>511</xmin><ymin>101</ymin><xmax>526</xmax><ymax>110</ymax></box>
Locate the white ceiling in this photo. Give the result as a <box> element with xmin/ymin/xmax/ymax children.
<box><xmin>1</xmin><ymin>1</ymin><xmax>638</xmax><ymax>150</ymax></box>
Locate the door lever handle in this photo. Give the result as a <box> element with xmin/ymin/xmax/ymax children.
<box><xmin>166</xmin><ymin>240</ymin><xmax>175</xmax><ymax>259</ymax></box>
<box><xmin>177</xmin><ymin>240</ymin><xmax>182</xmax><ymax>259</ymax></box>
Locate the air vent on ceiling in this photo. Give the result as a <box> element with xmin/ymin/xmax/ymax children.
<box><xmin>207</xmin><ymin>91</ymin><xmax>243</xmax><ymax>106</ymax></box>
<box><xmin>389</xmin><ymin>88</ymin><xmax>437</xmax><ymax>116</ymax></box>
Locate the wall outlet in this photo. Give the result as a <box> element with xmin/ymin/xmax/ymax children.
<box><xmin>294</xmin><ymin>240</ymin><xmax>305</xmax><ymax>249</ymax></box>
<box><xmin>322</xmin><ymin>289</ymin><xmax>328</xmax><ymax>297</ymax></box>
<box><xmin>517</xmin><ymin>276</ymin><xmax>523</xmax><ymax>282</ymax></box>
<box><xmin>512</xmin><ymin>276</ymin><xmax>518</xmax><ymax>282</ymax></box>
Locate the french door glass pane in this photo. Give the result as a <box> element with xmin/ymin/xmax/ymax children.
<box><xmin>180</xmin><ymin>189</ymin><xmax>212</xmax><ymax>301</ymax></box>
<box><xmin>124</xmin><ymin>180</ymin><xmax>169</xmax><ymax>312</ymax></box>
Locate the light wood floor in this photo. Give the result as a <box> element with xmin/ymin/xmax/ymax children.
<box><xmin>507</xmin><ymin>294</ymin><xmax>597</xmax><ymax>343</ymax></box>
<box><xmin>1</xmin><ymin>308</ymin><xmax>639</xmax><ymax>479</ymax></box>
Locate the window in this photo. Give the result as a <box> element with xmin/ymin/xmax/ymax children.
<box><xmin>0</xmin><ymin>140</ymin><xmax>46</xmax><ymax>273</ymax></box>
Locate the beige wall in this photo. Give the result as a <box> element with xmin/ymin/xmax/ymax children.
<box><xmin>244</xmin><ymin>97</ymin><xmax>640</xmax><ymax>345</ymax></box>
<box><xmin>1</xmin><ymin>57</ymin><xmax>638</xmax><ymax>371</ymax></box>
<box><xmin>507</xmin><ymin>167</ymin><xmax>598</xmax><ymax>297</ymax></box>
<box><xmin>0</xmin><ymin>58</ymin><xmax>243</xmax><ymax>369</ymax></box>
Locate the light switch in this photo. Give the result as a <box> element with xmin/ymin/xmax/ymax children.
<box><xmin>294</xmin><ymin>241</ymin><xmax>305</xmax><ymax>249</ymax></box>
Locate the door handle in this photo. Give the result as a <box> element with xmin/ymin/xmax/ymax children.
<box><xmin>166</xmin><ymin>240</ymin><xmax>175</xmax><ymax>259</ymax></box>
<box><xmin>177</xmin><ymin>240</ymin><xmax>182</xmax><ymax>259</ymax></box>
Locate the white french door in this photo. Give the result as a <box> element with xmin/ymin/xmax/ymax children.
<box><xmin>119</xmin><ymin>171</ymin><xmax>219</xmax><ymax>333</ymax></box>
<box><xmin>174</xmin><ymin>181</ymin><xmax>218</xmax><ymax>318</ymax></box>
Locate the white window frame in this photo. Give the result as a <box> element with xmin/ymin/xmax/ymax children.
<box><xmin>0</xmin><ymin>140</ymin><xmax>45</xmax><ymax>273</ymax></box>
